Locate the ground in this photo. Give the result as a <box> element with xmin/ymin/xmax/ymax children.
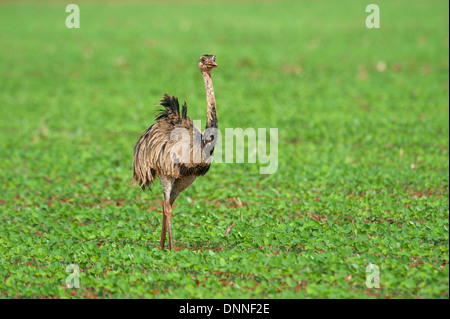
<box><xmin>0</xmin><ymin>0</ymin><xmax>448</xmax><ymax>298</ymax></box>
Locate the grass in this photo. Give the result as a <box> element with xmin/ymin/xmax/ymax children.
<box><xmin>0</xmin><ymin>0</ymin><xmax>448</xmax><ymax>298</ymax></box>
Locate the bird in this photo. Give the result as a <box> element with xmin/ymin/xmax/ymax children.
<box><xmin>132</xmin><ymin>54</ymin><xmax>219</xmax><ymax>250</ymax></box>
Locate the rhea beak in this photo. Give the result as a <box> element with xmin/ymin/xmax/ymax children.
<box><xmin>207</xmin><ymin>61</ymin><xmax>218</xmax><ymax>68</ymax></box>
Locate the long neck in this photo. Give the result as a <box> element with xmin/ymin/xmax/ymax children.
<box><xmin>202</xmin><ymin>70</ymin><xmax>218</xmax><ymax>130</ymax></box>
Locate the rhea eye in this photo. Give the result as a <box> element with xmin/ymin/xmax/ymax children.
<box><xmin>201</xmin><ymin>57</ymin><xmax>206</xmax><ymax>62</ymax></box>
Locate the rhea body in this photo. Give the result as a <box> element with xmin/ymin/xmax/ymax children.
<box><xmin>132</xmin><ymin>55</ymin><xmax>218</xmax><ymax>250</ymax></box>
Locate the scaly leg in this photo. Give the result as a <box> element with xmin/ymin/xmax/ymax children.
<box><xmin>161</xmin><ymin>176</ymin><xmax>196</xmax><ymax>249</ymax></box>
<box><xmin>160</xmin><ymin>211</ymin><xmax>167</xmax><ymax>249</ymax></box>
<box><xmin>159</xmin><ymin>175</ymin><xmax>175</xmax><ymax>250</ymax></box>
<box><xmin>164</xmin><ymin>199</ymin><xmax>174</xmax><ymax>249</ymax></box>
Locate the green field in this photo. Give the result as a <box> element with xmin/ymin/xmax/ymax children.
<box><xmin>0</xmin><ymin>0</ymin><xmax>448</xmax><ymax>298</ymax></box>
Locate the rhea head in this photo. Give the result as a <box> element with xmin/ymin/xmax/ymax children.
<box><xmin>198</xmin><ymin>55</ymin><xmax>217</xmax><ymax>72</ymax></box>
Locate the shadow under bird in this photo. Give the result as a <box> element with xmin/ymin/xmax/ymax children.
<box><xmin>132</xmin><ymin>55</ymin><xmax>219</xmax><ymax>250</ymax></box>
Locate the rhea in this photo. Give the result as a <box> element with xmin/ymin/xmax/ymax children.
<box><xmin>132</xmin><ymin>55</ymin><xmax>218</xmax><ymax>250</ymax></box>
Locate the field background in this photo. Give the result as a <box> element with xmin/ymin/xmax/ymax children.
<box><xmin>0</xmin><ymin>0</ymin><xmax>448</xmax><ymax>298</ymax></box>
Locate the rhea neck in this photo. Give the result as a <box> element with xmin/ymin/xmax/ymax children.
<box><xmin>201</xmin><ymin>69</ymin><xmax>218</xmax><ymax>130</ymax></box>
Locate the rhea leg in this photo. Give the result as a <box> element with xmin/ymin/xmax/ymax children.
<box><xmin>160</xmin><ymin>209</ymin><xmax>166</xmax><ymax>248</ymax></box>
<box><xmin>164</xmin><ymin>176</ymin><xmax>196</xmax><ymax>248</ymax></box>
<box><xmin>159</xmin><ymin>175</ymin><xmax>175</xmax><ymax>249</ymax></box>
<box><xmin>170</xmin><ymin>176</ymin><xmax>197</xmax><ymax>205</ymax></box>
<box><xmin>163</xmin><ymin>197</ymin><xmax>174</xmax><ymax>249</ymax></box>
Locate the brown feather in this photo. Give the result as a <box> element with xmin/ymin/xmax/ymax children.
<box><xmin>132</xmin><ymin>94</ymin><xmax>211</xmax><ymax>191</ymax></box>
